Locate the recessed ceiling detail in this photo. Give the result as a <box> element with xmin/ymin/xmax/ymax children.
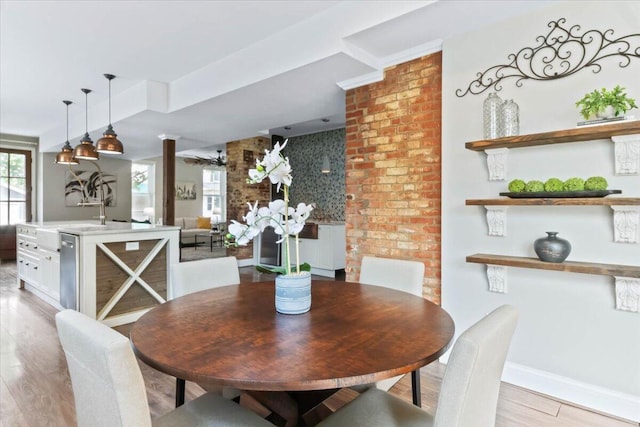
<box><xmin>1</xmin><ymin>1</ymin><xmax>558</xmax><ymax>160</ymax></box>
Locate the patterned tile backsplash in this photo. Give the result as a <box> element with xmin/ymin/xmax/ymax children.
<box><xmin>282</xmin><ymin>128</ymin><xmax>345</xmax><ymax>222</ymax></box>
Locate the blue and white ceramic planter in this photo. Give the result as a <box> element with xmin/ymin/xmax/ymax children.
<box><xmin>275</xmin><ymin>272</ymin><xmax>311</xmax><ymax>314</ymax></box>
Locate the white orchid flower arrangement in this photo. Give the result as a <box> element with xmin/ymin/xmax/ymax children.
<box><xmin>226</xmin><ymin>140</ymin><xmax>314</xmax><ymax>276</ymax></box>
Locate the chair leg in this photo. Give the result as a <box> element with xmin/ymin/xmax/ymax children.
<box><xmin>176</xmin><ymin>378</ymin><xmax>185</xmax><ymax>407</ymax></box>
<box><xmin>411</xmin><ymin>369</ymin><xmax>421</xmax><ymax>407</ymax></box>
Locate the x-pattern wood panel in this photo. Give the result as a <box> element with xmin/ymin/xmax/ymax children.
<box><xmin>95</xmin><ymin>238</ymin><xmax>168</xmax><ymax>321</ymax></box>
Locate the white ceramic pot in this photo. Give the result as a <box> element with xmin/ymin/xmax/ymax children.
<box><xmin>275</xmin><ymin>271</ymin><xmax>311</xmax><ymax>314</ymax></box>
<box><xmin>596</xmin><ymin>105</ymin><xmax>616</xmax><ymax>119</ymax></box>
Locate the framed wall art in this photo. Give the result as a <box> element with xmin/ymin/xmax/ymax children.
<box><xmin>65</xmin><ymin>170</ymin><xmax>117</xmax><ymax>207</ymax></box>
<box><xmin>175</xmin><ymin>181</ymin><xmax>197</xmax><ymax>200</ymax></box>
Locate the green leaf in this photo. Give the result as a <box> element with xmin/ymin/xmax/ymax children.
<box><xmin>254</xmin><ymin>262</ymin><xmax>312</xmax><ymax>275</ymax></box>
<box><xmin>576</xmin><ymin>86</ymin><xmax>637</xmax><ymax>119</ymax></box>
<box><xmin>255</xmin><ymin>265</ymin><xmax>288</xmax><ymax>275</ymax></box>
<box><xmin>299</xmin><ymin>263</ymin><xmax>311</xmax><ymax>272</ymax></box>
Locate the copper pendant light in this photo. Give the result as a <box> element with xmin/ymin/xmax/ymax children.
<box><xmin>73</xmin><ymin>88</ymin><xmax>99</xmax><ymax>160</ymax></box>
<box><xmin>55</xmin><ymin>100</ymin><xmax>79</xmax><ymax>165</ymax></box>
<box><xmin>96</xmin><ymin>74</ymin><xmax>124</xmax><ymax>155</ymax></box>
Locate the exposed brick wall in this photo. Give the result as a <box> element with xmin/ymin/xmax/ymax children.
<box><xmin>226</xmin><ymin>137</ymin><xmax>271</xmax><ymax>260</ymax></box>
<box><xmin>345</xmin><ymin>52</ymin><xmax>442</xmax><ymax>303</ymax></box>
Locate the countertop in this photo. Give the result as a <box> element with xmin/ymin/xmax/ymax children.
<box><xmin>20</xmin><ymin>220</ymin><xmax>179</xmax><ymax>236</ymax></box>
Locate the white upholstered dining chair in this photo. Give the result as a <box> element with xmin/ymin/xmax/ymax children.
<box><xmin>317</xmin><ymin>305</ymin><xmax>519</xmax><ymax>427</ymax></box>
<box><xmin>359</xmin><ymin>255</ymin><xmax>425</xmax><ymax>298</ymax></box>
<box><xmin>359</xmin><ymin>255</ymin><xmax>425</xmax><ymax>391</ymax></box>
<box><xmin>169</xmin><ymin>256</ymin><xmax>242</xmax><ymax>401</ymax></box>
<box><xmin>170</xmin><ymin>256</ymin><xmax>240</xmax><ymax>299</ymax></box>
<box><xmin>55</xmin><ymin>309</ymin><xmax>272</xmax><ymax>427</ymax></box>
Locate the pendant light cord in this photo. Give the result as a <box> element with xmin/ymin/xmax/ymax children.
<box><xmin>85</xmin><ymin>91</ymin><xmax>88</xmax><ymax>134</ymax></box>
<box><xmin>108</xmin><ymin>78</ymin><xmax>112</xmax><ymax>125</ymax></box>
<box><xmin>66</xmin><ymin>103</ymin><xmax>69</xmax><ymax>142</ymax></box>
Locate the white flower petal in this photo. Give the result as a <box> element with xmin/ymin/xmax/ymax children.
<box><xmin>288</xmin><ymin>222</ymin><xmax>304</xmax><ymax>235</ymax></box>
<box><xmin>248</xmin><ymin>169</ymin><xmax>266</xmax><ymax>183</ymax></box>
<box><xmin>269</xmin><ymin>199</ymin><xmax>286</xmax><ymax>214</ymax></box>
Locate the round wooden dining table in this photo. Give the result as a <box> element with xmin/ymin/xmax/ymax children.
<box><xmin>130</xmin><ymin>280</ymin><xmax>454</xmax><ymax>397</ymax></box>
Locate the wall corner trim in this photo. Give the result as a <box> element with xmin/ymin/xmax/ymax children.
<box><xmin>337</xmin><ymin>70</ymin><xmax>384</xmax><ymax>91</ymax></box>
<box><xmin>380</xmin><ymin>38</ymin><xmax>443</xmax><ymax>69</ymax></box>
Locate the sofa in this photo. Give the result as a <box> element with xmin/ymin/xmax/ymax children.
<box><xmin>176</xmin><ymin>216</ymin><xmax>211</xmax><ymax>246</ymax></box>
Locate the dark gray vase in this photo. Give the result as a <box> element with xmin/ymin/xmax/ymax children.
<box><xmin>534</xmin><ymin>232</ymin><xmax>571</xmax><ymax>263</ymax></box>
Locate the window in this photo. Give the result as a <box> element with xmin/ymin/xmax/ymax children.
<box><xmin>0</xmin><ymin>149</ymin><xmax>31</xmax><ymax>225</ymax></box>
<box><xmin>202</xmin><ymin>167</ymin><xmax>225</xmax><ymax>223</ymax></box>
<box><xmin>131</xmin><ymin>162</ymin><xmax>155</xmax><ymax>223</ymax></box>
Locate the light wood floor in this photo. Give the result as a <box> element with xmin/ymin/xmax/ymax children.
<box><xmin>0</xmin><ymin>260</ymin><xmax>635</xmax><ymax>427</ymax></box>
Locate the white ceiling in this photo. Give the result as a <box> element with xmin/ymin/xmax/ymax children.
<box><xmin>0</xmin><ymin>0</ymin><xmax>557</xmax><ymax>160</ymax></box>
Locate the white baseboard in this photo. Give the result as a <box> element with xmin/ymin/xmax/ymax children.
<box><xmin>24</xmin><ymin>284</ymin><xmax>63</xmax><ymax>311</ymax></box>
<box><xmin>502</xmin><ymin>362</ymin><xmax>640</xmax><ymax>423</ymax></box>
<box><xmin>237</xmin><ymin>258</ymin><xmax>255</xmax><ymax>268</ymax></box>
<box><xmin>310</xmin><ymin>267</ymin><xmax>336</xmax><ymax>278</ymax></box>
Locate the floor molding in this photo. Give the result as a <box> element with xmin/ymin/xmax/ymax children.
<box><xmin>503</xmin><ymin>362</ymin><xmax>639</xmax><ymax>423</ymax></box>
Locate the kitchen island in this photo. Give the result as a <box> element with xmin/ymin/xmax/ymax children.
<box><xmin>17</xmin><ymin>221</ymin><xmax>179</xmax><ymax>326</ymax></box>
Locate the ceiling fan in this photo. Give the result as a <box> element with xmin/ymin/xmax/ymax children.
<box><xmin>184</xmin><ymin>150</ymin><xmax>227</xmax><ymax>167</ymax></box>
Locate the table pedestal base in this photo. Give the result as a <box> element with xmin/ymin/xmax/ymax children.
<box><xmin>240</xmin><ymin>388</ymin><xmax>359</xmax><ymax>427</ymax></box>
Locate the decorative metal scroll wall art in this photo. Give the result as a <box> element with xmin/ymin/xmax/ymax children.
<box><xmin>456</xmin><ymin>18</ymin><xmax>640</xmax><ymax>97</ymax></box>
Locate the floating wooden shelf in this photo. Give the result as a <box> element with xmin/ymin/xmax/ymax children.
<box><xmin>466</xmin><ymin>198</ymin><xmax>640</xmax><ymax>206</ymax></box>
<box><xmin>466</xmin><ymin>253</ymin><xmax>640</xmax><ymax>278</ymax></box>
<box><xmin>465</xmin><ymin>121</ymin><xmax>640</xmax><ymax>151</ymax></box>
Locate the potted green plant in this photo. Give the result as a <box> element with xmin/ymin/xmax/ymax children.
<box><xmin>575</xmin><ymin>85</ymin><xmax>637</xmax><ymax>120</ymax></box>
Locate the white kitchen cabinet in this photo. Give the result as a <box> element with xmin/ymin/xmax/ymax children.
<box><xmin>17</xmin><ymin>223</ymin><xmax>63</xmax><ymax>308</ymax></box>
<box><xmin>16</xmin><ymin>221</ymin><xmax>179</xmax><ymax>324</ymax></box>
<box><xmin>284</xmin><ymin>224</ymin><xmax>345</xmax><ymax>278</ymax></box>
<box><xmin>16</xmin><ymin>224</ymin><xmax>40</xmax><ymax>290</ymax></box>
<box><xmin>39</xmin><ymin>248</ymin><xmax>60</xmax><ymax>301</ymax></box>
<box><xmin>17</xmin><ymin>251</ymin><xmax>39</xmax><ymax>288</ymax></box>
<box><xmin>295</xmin><ymin>238</ymin><xmax>318</xmax><ymax>267</ymax></box>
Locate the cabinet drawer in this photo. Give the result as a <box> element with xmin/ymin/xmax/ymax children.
<box><xmin>17</xmin><ymin>236</ymin><xmax>38</xmax><ymax>252</ymax></box>
<box><xmin>17</xmin><ymin>252</ymin><xmax>40</xmax><ymax>287</ymax></box>
<box><xmin>17</xmin><ymin>226</ymin><xmax>38</xmax><ymax>238</ymax></box>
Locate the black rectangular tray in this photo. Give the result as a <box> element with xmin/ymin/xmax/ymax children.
<box><xmin>499</xmin><ymin>190</ymin><xmax>621</xmax><ymax>198</ymax></box>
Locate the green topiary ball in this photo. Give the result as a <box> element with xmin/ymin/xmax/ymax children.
<box><xmin>584</xmin><ymin>176</ymin><xmax>608</xmax><ymax>191</ymax></box>
<box><xmin>508</xmin><ymin>179</ymin><xmax>526</xmax><ymax>192</ymax></box>
<box><xmin>525</xmin><ymin>180</ymin><xmax>544</xmax><ymax>192</ymax></box>
<box><xmin>544</xmin><ymin>178</ymin><xmax>564</xmax><ymax>192</ymax></box>
<box><xmin>563</xmin><ymin>177</ymin><xmax>585</xmax><ymax>191</ymax></box>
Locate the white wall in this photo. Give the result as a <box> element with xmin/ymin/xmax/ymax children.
<box><xmin>442</xmin><ymin>1</ymin><xmax>640</xmax><ymax>421</ymax></box>
<box><xmin>39</xmin><ymin>152</ymin><xmax>132</xmax><ymax>221</ymax></box>
<box><xmin>145</xmin><ymin>155</ymin><xmax>215</xmax><ymax>221</ymax></box>
<box><xmin>174</xmin><ymin>157</ymin><xmax>203</xmax><ymax>218</ymax></box>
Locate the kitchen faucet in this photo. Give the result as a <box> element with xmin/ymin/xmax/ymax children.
<box><xmin>72</xmin><ymin>160</ymin><xmax>107</xmax><ymax>225</ymax></box>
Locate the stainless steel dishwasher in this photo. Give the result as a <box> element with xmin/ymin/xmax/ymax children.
<box><xmin>59</xmin><ymin>233</ymin><xmax>79</xmax><ymax>310</ymax></box>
